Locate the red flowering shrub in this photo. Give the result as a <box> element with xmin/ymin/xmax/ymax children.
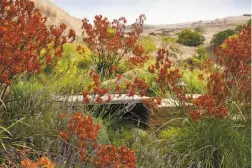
<box><xmin>215</xmin><ymin>26</ymin><xmax>251</xmax><ymax>118</ymax></box>
<box><xmin>146</xmin><ymin>49</ymin><xmax>188</xmax><ymax>108</ymax></box>
<box><xmin>0</xmin><ymin>0</ymin><xmax>75</xmax><ymax>88</ymax></box>
<box><xmin>59</xmin><ymin>112</ymin><xmax>136</xmax><ymax>168</ymax></box>
<box><xmin>190</xmin><ymin>26</ymin><xmax>251</xmax><ymax>121</ymax></box>
<box><xmin>79</xmin><ymin>14</ymin><xmax>148</xmax><ymax>76</ymax></box>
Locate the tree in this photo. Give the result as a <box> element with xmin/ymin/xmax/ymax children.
<box><xmin>0</xmin><ymin>0</ymin><xmax>76</xmax><ymax>99</ymax></box>
<box><xmin>80</xmin><ymin>14</ymin><xmax>147</xmax><ymax>76</ymax></box>
<box><xmin>177</xmin><ymin>29</ymin><xmax>205</xmax><ymax>47</ymax></box>
<box><xmin>210</xmin><ymin>29</ymin><xmax>236</xmax><ymax>50</ymax></box>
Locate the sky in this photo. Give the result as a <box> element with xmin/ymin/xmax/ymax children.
<box><xmin>51</xmin><ymin>0</ymin><xmax>251</xmax><ymax>25</ymax></box>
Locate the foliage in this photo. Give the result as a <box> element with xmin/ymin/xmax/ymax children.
<box><xmin>169</xmin><ymin>119</ymin><xmax>251</xmax><ymax>167</ymax></box>
<box><xmin>182</xmin><ymin>69</ymin><xmax>208</xmax><ymax>94</ymax></box>
<box><xmin>0</xmin><ymin>0</ymin><xmax>75</xmax><ymax>90</ymax></box>
<box><xmin>235</xmin><ymin>19</ymin><xmax>250</xmax><ymax>33</ymax></box>
<box><xmin>115</xmin><ymin>61</ymin><xmax>130</xmax><ymax>74</ymax></box>
<box><xmin>235</xmin><ymin>24</ymin><xmax>243</xmax><ymax>32</ymax></box>
<box><xmin>109</xmin><ymin>127</ymin><xmax>182</xmax><ymax>167</ymax></box>
<box><xmin>182</xmin><ymin>45</ymin><xmax>208</xmax><ymax>70</ymax></box>
<box><xmin>247</xmin><ymin>18</ymin><xmax>251</xmax><ymax>26</ymax></box>
<box><xmin>210</xmin><ymin>29</ymin><xmax>236</xmax><ymax>50</ymax></box>
<box><xmin>57</xmin><ymin>43</ymin><xmax>91</xmax><ymax>71</ymax></box>
<box><xmin>79</xmin><ymin>14</ymin><xmax>148</xmax><ymax>76</ymax></box>
<box><xmin>215</xmin><ymin>26</ymin><xmax>251</xmax><ymax>119</ymax></box>
<box><xmin>159</xmin><ymin>127</ymin><xmax>182</xmax><ymax>140</ymax></box>
<box><xmin>161</xmin><ymin>35</ymin><xmax>177</xmax><ymax>46</ymax></box>
<box><xmin>195</xmin><ymin>45</ymin><xmax>207</xmax><ymax>60</ymax></box>
<box><xmin>137</xmin><ymin>36</ymin><xmax>156</xmax><ymax>54</ymax></box>
<box><xmin>59</xmin><ymin>112</ymin><xmax>136</xmax><ymax>167</ymax></box>
<box><xmin>177</xmin><ymin>29</ymin><xmax>205</xmax><ymax>46</ymax></box>
<box><xmin>139</xmin><ymin>70</ymin><xmax>162</xmax><ymax>97</ymax></box>
<box><xmin>6</xmin><ymin>76</ymin><xmax>46</xmax><ymax>118</ymax></box>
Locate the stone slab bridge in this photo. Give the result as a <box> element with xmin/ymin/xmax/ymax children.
<box><xmin>52</xmin><ymin>94</ymin><xmax>201</xmax><ymax>130</ymax></box>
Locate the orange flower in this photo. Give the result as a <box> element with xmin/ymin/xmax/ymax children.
<box><xmin>21</xmin><ymin>157</ymin><xmax>55</xmax><ymax>168</ymax></box>
<box><xmin>60</xmin><ymin>112</ymin><xmax>67</xmax><ymax>119</ymax></box>
<box><xmin>21</xmin><ymin>158</ymin><xmax>32</xmax><ymax>167</ymax></box>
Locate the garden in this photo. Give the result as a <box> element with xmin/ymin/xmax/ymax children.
<box><xmin>0</xmin><ymin>0</ymin><xmax>251</xmax><ymax>167</ymax></box>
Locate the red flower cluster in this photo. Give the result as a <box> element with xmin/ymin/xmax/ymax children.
<box><xmin>80</xmin><ymin>14</ymin><xmax>146</xmax><ymax>75</ymax></box>
<box><xmin>190</xmin><ymin>94</ymin><xmax>228</xmax><ymax>121</ymax></box>
<box><xmin>142</xmin><ymin>97</ymin><xmax>162</xmax><ymax>111</ymax></box>
<box><xmin>190</xmin><ymin>110</ymin><xmax>201</xmax><ymax>121</ymax></box>
<box><xmin>148</xmin><ymin>49</ymin><xmax>188</xmax><ymax>101</ymax></box>
<box><xmin>82</xmin><ymin>70</ymin><xmax>111</xmax><ymax>104</ymax></box>
<box><xmin>92</xmin><ymin>145</ymin><xmax>136</xmax><ymax>168</ymax></box>
<box><xmin>207</xmin><ymin>72</ymin><xmax>228</xmax><ymax>105</ymax></box>
<box><xmin>0</xmin><ymin>0</ymin><xmax>75</xmax><ymax>86</ymax></box>
<box><xmin>21</xmin><ymin>157</ymin><xmax>55</xmax><ymax>168</ymax></box>
<box><xmin>60</xmin><ymin>112</ymin><xmax>101</xmax><ymax>141</ymax></box>
<box><xmin>126</xmin><ymin>77</ymin><xmax>148</xmax><ymax>97</ymax></box>
<box><xmin>59</xmin><ymin>112</ymin><xmax>136</xmax><ymax>168</ymax></box>
<box><xmin>129</xmin><ymin>45</ymin><xmax>149</xmax><ymax>67</ymax></box>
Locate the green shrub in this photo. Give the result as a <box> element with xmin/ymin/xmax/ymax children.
<box><xmin>41</xmin><ymin>43</ymin><xmax>91</xmax><ymax>74</ymax></box>
<box><xmin>247</xmin><ymin>18</ymin><xmax>251</xmax><ymax>26</ymax></box>
<box><xmin>159</xmin><ymin>127</ymin><xmax>182</xmax><ymax>140</ymax></box>
<box><xmin>5</xmin><ymin>76</ymin><xmax>48</xmax><ymax>119</ymax></box>
<box><xmin>169</xmin><ymin>119</ymin><xmax>251</xmax><ymax>168</ymax></box>
<box><xmin>137</xmin><ymin>36</ymin><xmax>156</xmax><ymax>54</ymax></box>
<box><xmin>45</xmin><ymin>68</ymin><xmax>90</xmax><ymax>95</ymax></box>
<box><xmin>57</xmin><ymin>43</ymin><xmax>91</xmax><ymax>72</ymax></box>
<box><xmin>177</xmin><ymin>29</ymin><xmax>205</xmax><ymax>46</ymax></box>
<box><xmin>235</xmin><ymin>24</ymin><xmax>243</xmax><ymax>32</ymax></box>
<box><xmin>108</xmin><ymin>127</ymin><xmax>180</xmax><ymax>167</ymax></box>
<box><xmin>210</xmin><ymin>29</ymin><xmax>236</xmax><ymax>50</ymax></box>
<box><xmin>182</xmin><ymin>69</ymin><xmax>208</xmax><ymax>94</ymax></box>
<box><xmin>116</xmin><ymin>61</ymin><xmax>130</xmax><ymax>74</ymax></box>
<box><xmin>182</xmin><ymin>45</ymin><xmax>207</xmax><ymax>70</ymax></box>
<box><xmin>161</xmin><ymin>35</ymin><xmax>177</xmax><ymax>45</ymax></box>
<box><xmin>195</xmin><ymin>45</ymin><xmax>207</xmax><ymax>60</ymax></box>
<box><xmin>183</xmin><ymin>57</ymin><xmax>204</xmax><ymax>70</ymax></box>
<box><xmin>108</xmin><ymin>127</ymin><xmax>137</xmax><ymax>148</ymax></box>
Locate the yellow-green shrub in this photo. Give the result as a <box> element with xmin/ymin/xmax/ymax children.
<box><xmin>137</xmin><ymin>36</ymin><xmax>156</xmax><ymax>54</ymax></box>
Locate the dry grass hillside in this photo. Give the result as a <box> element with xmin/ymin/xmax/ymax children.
<box><xmin>143</xmin><ymin>15</ymin><xmax>250</xmax><ymax>60</ymax></box>
<box><xmin>32</xmin><ymin>0</ymin><xmax>83</xmax><ymax>36</ymax></box>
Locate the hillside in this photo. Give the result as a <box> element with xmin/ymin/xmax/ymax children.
<box><xmin>32</xmin><ymin>0</ymin><xmax>83</xmax><ymax>36</ymax></box>
<box><xmin>143</xmin><ymin>15</ymin><xmax>250</xmax><ymax>60</ymax></box>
